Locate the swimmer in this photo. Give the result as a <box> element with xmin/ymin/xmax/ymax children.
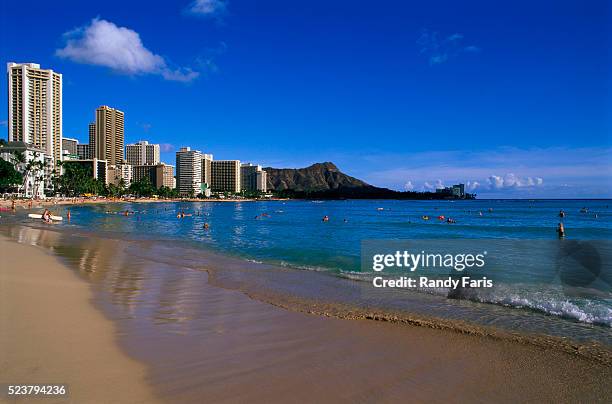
<box><xmin>559</xmin><ymin>210</ymin><xmax>565</xmax><ymax>218</ymax></box>
<box><xmin>42</xmin><ymin>209</ymin><xmax>51</xmax><ymax>223</ymax></box>
<box><xmin>67</xmin><ymin>209</ymin><xmax>71</xmax><ymax>221</ymax></box>
<box><xmin>557</xmin><ymin>223</ymin><xmax>565</xmax><ymax>238</ymax></box>
<box><xmin>203</xmin><ymin>223</ymin><xmax>209</xmax><ymax>229</ymax></box>
<box><xmin>322</xmin><ymin>215</ymin><xmax>329</xmax><ymax>222</ymax></box>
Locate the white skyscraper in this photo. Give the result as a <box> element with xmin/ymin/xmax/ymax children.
<box><xmin>176</xmin><ymin>147</ymin><xmax>202</xmax><ymax>197</ymax></box>
<box><xmin>7</xmin><ymin>62</ymin><xmax>63</xmax><ymax>164</ymax></box>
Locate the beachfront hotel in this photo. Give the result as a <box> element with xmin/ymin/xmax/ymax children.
<box><xmin>92</xmin><ymin>105</ymin><xmax>125</xmax><ymax>166</ymax></box>
<box><xmin>201</xmin><ymin>153</ymin><xmax>213</xmax><ymax>188</ymax></box>
<box><xmin>7</xmin><ymin>62</ymin><xmax>63</xmax><ymax>165</ymax></box>
<box><xmin>176</xmin><ymin>147</ymin><xmax>203</xmax><ymax>196</ymax></box>
<box><xmin>107</xmin><ymin>163</ymin><xmax>133</xmax><ymax>187</ymax></box>
<box><xmin>0</xmin><ymin>141</ymin><xmax>54</xmax><ymax>198</ymax></box>
<box><xmin>211</xmin><ymin>160</ymin><xmax>241</xmax><ymax>193</ymax></box>
<box><xmin>62</xmin><ymin>137</ymin><xmax>78</xmax><ymax>156</ymax></box>
<box><xmin>126</xmin><ymin>140</ymin><xmax>161</xmax><ymax>166</ymax></box>
<box><xmin>240</xmin><ymin>163</ymin><xmax>267</xmax><ymax>192</ymax></box>
<box><xmin>132</xmin><ymin>163</ymin><xmax>175</xmax><ymax>189</ymax></box>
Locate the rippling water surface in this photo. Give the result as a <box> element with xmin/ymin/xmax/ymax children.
<box><xmin>4</xmin><ymin>199</ymin><xmax>611</xmax><ymax>344</ymax></box>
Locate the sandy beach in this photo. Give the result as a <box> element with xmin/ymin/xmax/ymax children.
<box><xmin>1</xmin><ymin>227</ymin><xmax>611</xmax><ymax>403</ymax></box>
<box><xmin>0</xmin><ymin>237</ymin><xmax>160</xmax><ymax>403</ymax></box>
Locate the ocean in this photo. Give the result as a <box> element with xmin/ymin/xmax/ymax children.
<box><xmin>3</xmin><ymin>199</ymin><xmax>611</xmax><ymax>346</ymax></box>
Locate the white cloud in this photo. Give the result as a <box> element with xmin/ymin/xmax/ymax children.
<box><xmin>423</xmin><ymin>181</ymin><xmax>434</xmax><ymax>191</ymax></box>
<box><xmin>56</xmin><ymin>18</ymin><xmax>199</xmax><ymax>82</ymax></box>
<box><xmin>487</xmin><ymin>173</ymin><xmax>544</xmax><ymax>189</ymax></box>
<box><xmin>160</xmin><ymin>143</ymin><xmax>175</xmax><ymax>153</ymax></box>
<box><xmin>186</xmin><ymin>0</ymin><xmax>226</xmax><ymax>16</ymax></box>
<box><xmin>404</xmin><ymin>181</ymin><xmax>414</xmax><ymax>191</ymax></box>
<box><xmin>417</xmin><ymin>29</ymin><xmax>481</xmax><ymax>65</ymax></box>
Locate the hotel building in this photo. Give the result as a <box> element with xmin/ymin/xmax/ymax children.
<box><xmin>7</xmin><ymin>62</ymin><xmax>62</xmax><ymax>165</ymax></box>
<box><xmin>176</xmin><ymin>147</ymin><xmax>202</xmax><ymax>196</ymax></box>
<box><xmin>132</xmin><ymin>163</ymin><xmax>175</xmax><ymax>189</ymax></box>
<box><xmin>62</xmin><ymin>137</ymin><xmax>78</xmax><ymax>155</ymax></box>
<box><xmin>0</xmin><ymin>141</ymin><xmax>54</xmax><ymax>198</ymax></box>
<box><xmin>93</xmin><ymin>105</ymin><xmax>124</xmax><ymax>166</ymax></box>
<box><xmin>211</xmin><ymin>160</ymin><xmax>241</xmax><ymax>193</ymax></box>
<box><xmin>126</xmin><ymin>140</ymin><xmax>160</xmax><ymax>166</ymax></box>
<box><xmin>107</xmin><ymin>163</ymin><xmax>133</xmax><ymax>187</ymax></box>
<box><xmin>201</xmin><ymin>153</ymin><xmax>213</xmax><ymax>187</ymax></box>
<box><xmin>77</xmin><ymin>143</ymin><xmax>92</xmax><ymax>159</ymax></box>
<box><xmin>240</xmin><ymin>163</ymin><xmax>267</xmax><ymax>192</ymax></box>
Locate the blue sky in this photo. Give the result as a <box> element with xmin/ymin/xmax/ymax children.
<box><xmin>1</xmin><ymin>0</ymin><xmax>610</xmax><ymax>197</ymax></box>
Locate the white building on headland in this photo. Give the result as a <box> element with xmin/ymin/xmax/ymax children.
<box><xmin>0</xmin><ymin>141</ymin><xmax>53</xmax><ymax>198</ymax></box>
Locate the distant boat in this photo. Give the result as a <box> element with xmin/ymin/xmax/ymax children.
<box><xmin>376</xmin><ymin>207</ymin><xmax>384</xmax><ymax>211</ymax></box>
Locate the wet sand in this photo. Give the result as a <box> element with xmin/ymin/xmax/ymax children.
<box><xmin>1</xmin><ymin>232</ymin><xmax>611</xmax><ymax>403</ymax></box>
<box><xmin>0</xmin><ymin>237</ymin><xmax>159</xmax><ymax>403</ymax></box>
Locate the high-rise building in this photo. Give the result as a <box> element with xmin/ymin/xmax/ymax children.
<box><xmin>76</xmin><ymin>143</ymin><xmax>92</xmax><ymax>159</ymax></box>
<box><xmin>94</xmin><ymin>105</ymin><xmax>124</xmax><ymax>166</ymax></box>
<box><xmin>132</xmin><ymin>163</ymin><xmax>175</xmax><ymax>189</ymax></box>
<box><xmin>7</xmin><ymin>62</ymin><xmax>62</xmax><ymax>165</ymax></box>
<box><xmin>62</xmin><ymin>137</ymin><xmax>78</xmax><ymax>155</ymax></box>
<box><xmin>176</xmin><ymin>147</ymin><xmax>202</xmax><ymax>197</ymax></box>
<box><xmin>211</xmin><ymin>160</ymin><xmax>241</xmax><ymax>193</ymax></box>
<box><xmin>126</xmin><ymin>140</ymin><xmax>160</xmax><ymax>166</ymax></box>
<box><xmin>201</xmin><ymin>153</ymin><xmax>213</xmax><ymax>187</ymax></box>
<box><xmin>240</xmin><ymin>163</ymin><xmax>267</xmax><ymax>192</ymax></box>
<box><xmin>88</xmin><ymin>122</ymin><xmax>96</xmax><ymax>155</ymax></box>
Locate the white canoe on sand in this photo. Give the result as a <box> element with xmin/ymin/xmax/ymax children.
<box><xmin>28</xmin><ymin>213</ymin><xmax>63</xmax><ymax>221</ymax></box>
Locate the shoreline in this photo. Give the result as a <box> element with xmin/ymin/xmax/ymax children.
<box><xmin>1</xmin><ymin>226</ymin><xmax>611</xmax><ymax>402</ymax></box>
<box><xmin>4</xmin><ymin>220</ymin><xmax>612</xmax><ymax>364</ymax></box>
<box><xmin>0</xmin><ymin>236</ymin><xmax>160</xmax><ymax>403</ymax></box>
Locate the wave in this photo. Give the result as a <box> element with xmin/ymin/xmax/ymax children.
<box><xmin>335</xmin><ymin>270</ymin><xmax>612</xmax><ymax>327</ymax></box>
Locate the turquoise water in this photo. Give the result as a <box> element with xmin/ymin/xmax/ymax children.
<box><xmin>10</xmin><ymin>199</ymin><xmax>612</xmax><ymax>336</ymax></box>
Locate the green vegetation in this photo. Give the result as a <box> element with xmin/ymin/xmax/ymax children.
<box><xmin>0</xmin><ymin>158</ymin><xmax>23</xmax><ymax>193</ymax></box>
<box><xmin>54</xmin><ymin>162</ymin><xmax>106</xmax><ymax>196</ymax></box>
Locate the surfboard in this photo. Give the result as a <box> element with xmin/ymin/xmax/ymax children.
<box><xmin>28</xmin><ymin>213</ymin><xmax>63</xmax><ymax>221</ymax></box>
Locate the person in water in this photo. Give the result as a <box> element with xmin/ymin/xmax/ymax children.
<box><xmin>559</xmin><ymin>210</ymin><xmax>565</xmax><ymax>218</ymax></box>
<box><xmin>67</xmin><ymin>209</ymin><xmax>71</xmax><ymax>221</ymax></box>
<box><xmin>322</xmin><ymin>215</ymin><xmax>329</xmax><ymax>222</ymax></box>
<box><xmin>203</xmin><ymin>223</ymin><xmax>209</xmax><ymax>229</ymax></box>
<box><xmin>557</xmin><ymin>223</ymin><xmax>565</xmax><ymax>238</ymax></box>
<box><xmin>42</xmin><ymin>209</ymin><xmax>51</xmax><ymax>223</ymax></box>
